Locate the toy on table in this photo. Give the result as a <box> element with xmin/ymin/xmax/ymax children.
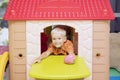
<box><xmin>64</xmin><ymin>53</ymin><xmax>75</xmax><ymax>64</ymax></box>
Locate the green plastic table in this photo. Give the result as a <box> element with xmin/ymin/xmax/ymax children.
<box><xmin>29</xmin><ymin>56</ymin><xmax>90</xmax><ymax>80</ymax></box>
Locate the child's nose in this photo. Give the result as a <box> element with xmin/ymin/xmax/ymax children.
<box><xmin>55</xmin><ymin>39</ymin><xmax>59</xmax><ymax>42</ymax></box>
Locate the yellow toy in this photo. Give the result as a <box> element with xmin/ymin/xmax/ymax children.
<box><xmin>0</xmin><ymin>52</ymin><xmax>8</xmax><ymax>80</ymax></box>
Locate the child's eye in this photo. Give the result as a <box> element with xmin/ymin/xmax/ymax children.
<box><xmin>53</xmin><ymin>38</ymin><xmax>56</xmax><ymax>40</ymax></box>
<box><xmin>58</xmin><ymin>38</ymin><xmax>61</xmax><ymax>40</ymax></box>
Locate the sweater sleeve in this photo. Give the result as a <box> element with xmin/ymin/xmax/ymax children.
<box><xmin>47</xmin><ymin>43</ymin><xmax>54</xmax><ymax>53</ymax></box>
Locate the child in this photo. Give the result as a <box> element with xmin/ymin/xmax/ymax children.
<box><xmin>33</xmin><ymin>26</ymin><xmax>75</xmax><ymax>63</ymax></box>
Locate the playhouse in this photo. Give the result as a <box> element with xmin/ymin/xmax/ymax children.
<box><xmin>4</xmin><ymin>0</ymin><xmax>114</xmax><ymax>80</ymax></box>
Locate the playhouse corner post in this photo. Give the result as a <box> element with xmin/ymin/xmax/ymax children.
<box><xmin>8</xmin><ymin>21</ymin><xmax>27</xmax><ymax>80</ymax></box>
<box><xmin>92</xmin><ymin>20</ymin><xmax>110</xmax><ymax>80</ymax></box>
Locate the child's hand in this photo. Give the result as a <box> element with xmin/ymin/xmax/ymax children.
<box><xmin>31</xmin><ymin>51</ymin><xmax>50</xmax><ymax>65</ymax></box>
<box><xmin>32</xmin><ymin>57</ymin><xmax>41</xmax><ymax>64</ymax></box>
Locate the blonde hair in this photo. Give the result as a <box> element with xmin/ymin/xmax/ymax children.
<box><xmin>51</xmin><ymin>28</ymin><xmax>66</xmax><ymax>37</ymax></box>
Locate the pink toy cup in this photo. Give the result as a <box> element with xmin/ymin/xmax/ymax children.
<box><xmin>64</xmin><ymin>54</ymin><xmax>75</xmax><ymax>64</ymax></box>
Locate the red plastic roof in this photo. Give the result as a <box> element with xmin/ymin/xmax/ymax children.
<box><xmin>4</xmin><ymin>0</ymin><xmax>115</xmax><ymax>20</ymax></box>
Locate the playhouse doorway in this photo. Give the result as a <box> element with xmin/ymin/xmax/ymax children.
<box><xmin>41</xmin><ymin>25</ymin><xmax>78</xmax><ymax>55</ymax></box>
<box><xmin>26</xmin><ymin>20</ymin><xmax>92</xmax><ymax>80</ymax></box>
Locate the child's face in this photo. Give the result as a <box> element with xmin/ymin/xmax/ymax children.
<box><xmin>52</xmin><ymin>33</ymin><xmax>66</xmax><ymax>48</ymax></box>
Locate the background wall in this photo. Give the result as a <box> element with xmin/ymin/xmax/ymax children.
<box><xmin>110</xmin><ymin>0</ymin><xmax>120</xmax><ymax>32</ymax></box>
